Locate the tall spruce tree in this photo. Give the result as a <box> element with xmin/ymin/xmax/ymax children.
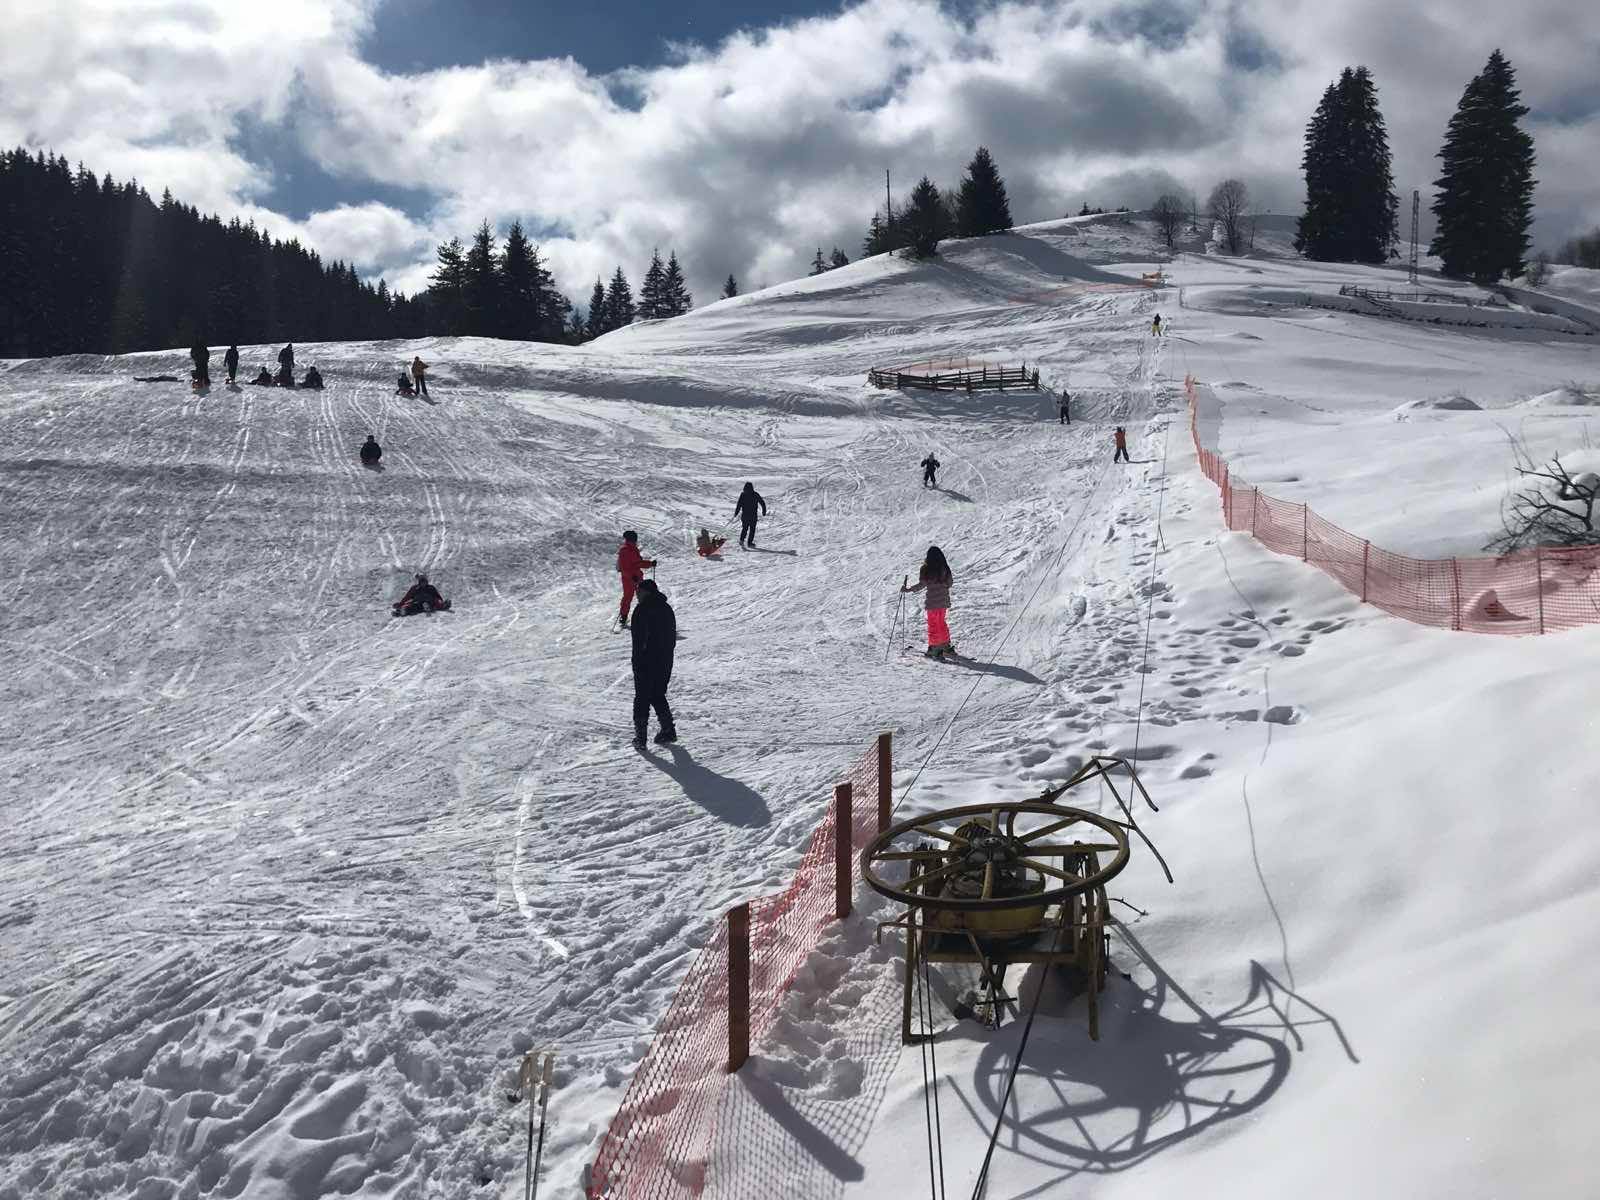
<box><xmin>829</xmin><ymin>247</ymin><xmax>849</xmax><ymax>269</ymax></box>
<box><xmin>662</xmin><ymin>251</ymin><xmax>692</xmax><ymax>315</ymax></box>
<box><xmin>1430</xmin><ymin>50</ymin><xmax>1536</xmax><ymax>282</ymax></box>
<box><xmin>462</xmin><ymin>221</ymin><xmax>500</xmax><ymax>335</ymax></box>
<box><xmin>721</xmin><ymin>274</ymin><xmax>739</xmax><ymax>298</ymax></box>
<box><xmin>810</xmin><ymin>247</ymin><xmax>827</xmax><ymax>275</ymax></box>
<box><xmin>955</xmin><ymin>147</ymin><xmax>1013</xmax><ymax>237</ymax></box>
<box><xmin>585</xmin><ymin>279</ymin><xmax>607</xmax><ymax>340</ymax></box>
<box><xmin>638</xmin><ymin>249</ymin><xmax>666</xmax><ymax>319</ymax></box>
<box><xmin>1295</xmin><ymin>68</ymin><xmax>1397</xmax><ymax>263</ymax></box>
<box><xmin>498</xmin><ymin>220</ymin><xmax>539</xmax><ymax>338</ymax></box>
<box><xmin>902</xmin><ymin>178</ymin><xmax>948</xmax><ymax>258</ymax></box>
<box><xmin>429</xmin><ymin>237</ymin><xmax>468</xmax><ymax>335</ymax></box>
<box><xmin>603</xmin><ymin>266</ymin><xmax>635</xmax><ymax>331</ymax></box>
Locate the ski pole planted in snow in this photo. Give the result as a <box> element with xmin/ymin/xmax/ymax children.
<box><xmin>522</xmin><ymin>1050</ymin><xmax>555</xmax><ymax>1200</ymax></box>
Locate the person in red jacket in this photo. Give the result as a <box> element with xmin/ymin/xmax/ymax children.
<box><xmin>1113</xmin><ymin>426</ymin><xmax>1129</xmax><ymax>463</ymax></box>
<box><xmin>617</xmin><ymin>530</ymin><xmax>656</xmax><ymax>627</ymax></box>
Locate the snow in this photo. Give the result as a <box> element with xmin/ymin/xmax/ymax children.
<box><xmin>2</xmin><ymin>215</ymin><xmax>1598</xmax><ymax>1200</ymax></box>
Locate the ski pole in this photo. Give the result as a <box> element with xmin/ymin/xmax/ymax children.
<box><xmin>530</xmin><ymin>1052</ymin><xmax>554</xmax><ymax>1200</ymax></box>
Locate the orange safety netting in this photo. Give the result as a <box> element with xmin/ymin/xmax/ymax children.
<box><xmin>1186</xmin><ymin>375</ymin><xmax>1600</xmax><ymax>634</ymax></box>
<box><xmin>587</xmin><ymin>745</ymin><xmax>881</xmax><ymax>1198</ymax></box>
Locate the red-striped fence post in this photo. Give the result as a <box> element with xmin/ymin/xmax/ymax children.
<box><xmin>877</xmin><ymin>732</ymin><xmax>892</xmax><ymax>832</ymax></box>
<box><xmin>1535</xmin><ymin>547</ymin><xmax>1545</xmax><ymax>634</ymax></box>
<box><xmin>727</xmin><ymin>903</ymin><xmax>750</xmax><ymax>1072</ymax></box>
<box><xmin>835</xmin><ymin>783</ymin><xmax>852</xmax><ymax>920</ymax></box>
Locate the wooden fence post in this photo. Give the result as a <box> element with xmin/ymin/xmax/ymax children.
<box><xmin>1535</xmin><ymin>546</ymin><xmax>1545</xmax><ymax>634</ymax></box>
<box><xmin>1302</xmin><ymin>505</ymin><xmax>1309</xmax><ymax>561</ymax></box>
<box><xmin>727</xmin><ymin>903</ymin><xmax>750</xmax><ymax>1073</ymax></box>
<box><xmin>834</xmin><ymin>783</ymin><xmax>852</xmax><ymax>920</ymax></box>
<box><xmin>876</xmin><ymin>732</ymin><xmax>892</xmax><ymax>832</ymax></box>
<box><xmin>1361</xmin><ymin>540</ymin><xmax>1371</xmax><ymax>602</ymax></box>
<box><xmin>1251</xmin><ymin>488</ymin><xmax>1259</xmax><ymax>535</ymax></box>
<box><xmin>1451</xmin><ymin>558</ymin><xmax>1462</xmax><ymax>631</ymax></box>
<box><xmin>1222</xmin><ymin>464</ymin><xmax>1230</xmax><ymax>526</ymax></box>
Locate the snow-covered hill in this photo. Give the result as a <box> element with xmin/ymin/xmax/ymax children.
<box><xmin>2</xmin><ymin>223</ymin><xmax>1597</xmax><ymax>1200</ymax></box>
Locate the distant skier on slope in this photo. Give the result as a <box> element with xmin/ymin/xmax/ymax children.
<box><xmin>902</xmin><ymin>545</ymin><xmax>955</xmax><ymax>658</ymax></box>
<box><xmin>1113</xmin><ymin>426</ymin><xmax>1129</xmax><ymax>463</ymax></box>
<box><xmin>360</xmin><ymin>434</ymin><xmax>382</xmax><ymax>467</ymax></box>
<box><xmin>616</xmin><ymin>530</ymin><xmax>657</xmax><ymax>628</ymax></box>
<box><xmin>734</xmin><ymin>483</ymin><xmax>767</xmax><ymax>548</ymax></box>
<box><xmin>223</xmin><ymin>344</ymin><xmax>239</xmax><ymax>384</ymax></box>
<box><xmin>1151</xmin><ymin>313</ymin><xmax>1162</xmax><ymax>336</ymax></box>
<box><xmin>190</xmin><ymin>342</ymin><xmax>210</xmax><ymax>387</ymax></box>
<box><xmin>921</xmin><ymin>453</ymin><xmax>940</xmax><ymax>489</ymax></box>
<box><xmin>630</xmin><ymin>578</ymin><xmax>678</xmax><ymax>747</ymax></box>
<box><xmin>393</xmin><ymin>573</ymin><xmax>449</xmax><ymax>616</ymax></box>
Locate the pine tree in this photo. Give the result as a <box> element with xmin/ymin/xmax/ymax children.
<box><xmin>662</xmin><ymin>251</ymin><xmax>692</xmax><ymax>316</ymax></box>
<box><xmin>829</xmin><ymin>247</ymin><xmax>849</xmax><ymax>270</ymax></box>
<box><xmin>721</xmin><ymin>274</ymin><xmax>739</xmax><ymax>299</ymax></box>
<box><xmin>955</xmin><ymin>147</ymin><xmax>1013</xmax><ymax>237</ymax></box>
<box><xmin>902</xmin><ymin>178</ymin><xmax>948</xmax><ymax>258</ymax></box>
<box><xmin>603</xmin><ymin>266</ymin><xmax>635</xmax><ymax>331</ymax></box>
<box><xmin>565</xmin><ymin>304</ymin><xmax>588</xmax><ymax>343</ymax></box>
<box><xmin>1430</xmin><ymin>50</ymin><xmax>1537</xmax><ymax>282</ymax></box>
<box><xmin>585</xmin><ymin>279</ymin><xmax>607</xmax><ymax>339</ymax></box>
<box><xmin>1295</xmin><ymin>68</ymin><xmax>1397</xmax><ymax>263</ymax></box>
<box><xmin>810</xmin><ymin>246</ymin><xmax>827</xmax><ymax>275</ymax></box>
<box><xmin>638</xmin><ymin>249</ymin><xmax>666</xmax><ymax>319</ymax></box>
<box><xmin>498</xmin><ymin>220</ymin><xmax>539</xmax><ymax>338</ymax></box>
<box><xmin>429</xmin><ymin>237</ymin><xmax>468</xmax><ymax>335</ymax></box>
<box><xmin>462</xmin><ymin>220</ymin><xmax>500</xmax><ymax>335</ymax></box>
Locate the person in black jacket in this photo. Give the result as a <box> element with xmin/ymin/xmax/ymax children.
<box><xmin>250</xmin><ymin>367</ymin><xmax>274</xmax><ymax>386</ymax></box>
<box><xmin>734</xmin><ymin>481</ymin><xmax>767</xmax><ymax>549</ymax></box>
<box><xmin>921</xmin><ymin>453</ymin><xmax>940</xmax><ymax>488</ymax></box>
<box><xmin>393</xmin><ymin>573</ymin><xmax>448</xmax><ymax>615</ymax></box>
<box><xmin>278</xmin><ymin>343</ymin><xmax>295</xmax><ymax>374</ymax></box>
<box><xmin>189</xmin><ymin>343</ymin><xmax>210</xmax><ymax>387</ymax></box>
<box><xmin>630</xmin><ymin>578</ymin><xmax>677</xmax><ymax>746</ymax></box>
<box><xmin>360</xmin><ymin>434</ymin><xmax>382</xmax><ymax>467</ymax></box>
<box><xmin>223</xmin><ymin>344</ymin><xmax>239</xmax><ymax>384</ymax></box>
<box><xmin>301</xmin><ymin>366</ymin><xmax>323</xmax><ymax>389</ymax></box>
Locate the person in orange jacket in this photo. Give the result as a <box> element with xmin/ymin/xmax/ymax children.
<box><xmin>1113</xmin><ymin>426</ymin><xmax>1129</xmax><ymax>463</ymax></box>
<box><xmin>617</xmin><ymin>529</ymin><xmax>656</xmax><ymax>627</ymax></box>
<box><xmin>411</xmin><ymin>355</ymin><xmax>429</xmax><ymax>397</ymax></box>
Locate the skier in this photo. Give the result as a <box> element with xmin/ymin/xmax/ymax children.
<box><xmin>301</xmin><ymin>366</ymin><xmax>324</xmax><ymax>390</ymax></box>
<box><xmin>1113</xmin><ymin>426</ymin><xmax>1129</xmax><ymax>463</ymax></box>
<box><xmin>250</xmin><ymin>367</ymin><xmax>274</xmax><ymax>386</ymax></box>
<box><xmin>921</xmin><ymin>453</ymin><xmax>940</xmax><ymax>489</ymax></box>
<box><xmin>411</xmin><ymin>355</ymin><xmax>429</xmax><ymax>398</ymax></box>
<box><xmin>734</xmin><ymin>482</ymin><xmax>766</xmax><ymax>549</ymax></box>
<box><xmin>223</xmin><ymin>344</ymin><xmax>239</xmax><ymax>384</ymax></box>
<box><xmin>396</xmin><ymin>372</ymin><xmax>415</xmax><ymax>397</ymax></box>
<box><xmin>1058</xmin><ymin>392</ymin><xmax>1072</xmax><ymax>425</ymax></box>
<box><xmin>696</xmin><ymin>528</ymin><xmax>726</xmax><ymax>557</ymax></box>
<box><xmin>902</xmin><ymin>545</ymin><xmax>955</xmax><ymax>659</ymax></box>
<box><xmin>359</xmin><ymin>434</ymin><xmax>382</xmax><ymax>467</ymax></box>
<box><xmin>616</xmin><ymin>530</ymin><xmax>656</xmax><ymax>628</ymax></box>
<box><xmin>393</xmin><ymin>573</ymin><xmax>449</xmax><ymax>616</ymax></box>
<box><xmin>278</xmin><ymin>343</ymin><xmax>295</xmax><ymax>376</ymax></box>
<box><xmin>1151</xmin><ymin>313</ymin><xmax>1162</xmax><ymax>336</ymax></box>
<box><xmin>630</xmin><ymin>578</ymin><xmax>677</xmax><ymax>747</ymax></box>
<box><xmin>189</xmin><ymin>342</ymin><xmax>210</xmax><ymax>387</ymax></box>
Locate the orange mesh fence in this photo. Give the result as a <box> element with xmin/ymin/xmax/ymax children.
<box><xmin>1185</xmin><ymin>374</ymin><xmax>1600</xmax><ymax>634</ymax></box>
<box><xmin>587</xmin><ymin>742</ymin><xmax>882</xmax><ymax>1199</ymax></box>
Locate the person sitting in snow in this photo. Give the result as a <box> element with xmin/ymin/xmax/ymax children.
<box><xmin>696</xmin><ymin>528</ymin><xmax>726</xmax><ymax>557</ymax></box>
<box><xmin>393</xmin><ymin>573</ymin><xmax>448</xmax><ymax>615</ymax></box>
<box><xmin>359</xmin><ymin>434</ymin><xmax>382</xmax><ymax>467</ymax></box>
<box><xmin>396</xmin><ymin>372</ymin><xmax>415</xmax><ymax>397</ymax></box>
<box><xmin>301</xmin><ymin>366</ymin><xmax>323</xmax><ymax>389</ymax></box>
<box><xmin>250</xmin><ymin>367</ymin><xmax>275</xmax><ymax>386</ymax></box>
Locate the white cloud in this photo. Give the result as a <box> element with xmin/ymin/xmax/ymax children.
<box><xmin>3</xmin><ymin>0</ymin><xmax>1595</xmax><ymax>309</ymax></box>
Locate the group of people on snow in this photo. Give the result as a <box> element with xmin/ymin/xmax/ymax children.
<box><xmin>396</xmin><ymin>357</ymin><xmax>429</xmax><ymax>397</ymax></box>
<box><xmin>188</xmin><ymin>342</ymin><xmax>324</xmax><ymax>389</ymax></box>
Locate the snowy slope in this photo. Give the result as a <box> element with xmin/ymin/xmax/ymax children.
<box><xmin>2</xmin><ymin>221</ymin><xmax>1597</xmax><ymax>1200</ymax></box>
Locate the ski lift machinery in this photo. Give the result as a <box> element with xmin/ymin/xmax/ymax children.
<box><xmin>860</xmin><ymin>756</ymin><xmax>1172</xmax><ymax>1042</ymax></box>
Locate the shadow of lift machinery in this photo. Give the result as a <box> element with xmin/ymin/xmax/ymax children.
<box><xmin>861</xmin><ymin>756</ymin><xmax>1172</xmax><ymax>1043</ymax></box>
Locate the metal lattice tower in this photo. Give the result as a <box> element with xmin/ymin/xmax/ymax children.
<box><xmin>1408</xmin><ymin>189</ymin><xmax>1420</xmax><ymax>284</ymax></box>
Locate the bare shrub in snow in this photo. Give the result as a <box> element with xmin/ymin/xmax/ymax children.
<box><xmin>1208</xmin><ymin>179</ymin><xmax>1251</xmax><ymax>254</ymax></box>
<box><xmin>1489</xmin><ymin>441</ymin><xmax>1600</xmax><ymax>552</ymax></box>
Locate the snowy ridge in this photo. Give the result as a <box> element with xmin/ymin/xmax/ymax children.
<box><xmin>1</xmin><ymin>220</ymin><xmax>1597</xmax><ymax>1200</ymax></box>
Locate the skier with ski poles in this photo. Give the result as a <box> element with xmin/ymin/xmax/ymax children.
<box><xmin>734</xmin><ymin>482</ymin><xmax>766</xmax><ymax>549</ymax></box>
<box><xmin>902</xmin><ymin>545</ymin><xmax>955</xmax><ymax>658</ymax></box>
<box><xmin>616</xmin><ymin>530</ymin><xmax>656</xmax><ymax>628</ymax></box>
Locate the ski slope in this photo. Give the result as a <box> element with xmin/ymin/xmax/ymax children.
<box><xmin>1</xmin><ymin>217</ymin><xmax>1597</xmax><ymax>1200</ymax></box>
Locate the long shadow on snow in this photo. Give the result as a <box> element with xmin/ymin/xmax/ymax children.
<box><xmin>641</xmin><ymin>745</ymin><xmax>771</xmax><ymax>827</ymax></box>
<box><xmin>942</xmin><ymin>656</ymin><xmax>1043</xmax><ymax>685</ymax></box>
<box><xmin>955</xmin><ymin>928</ymin><xmax>1356</xmax><ymax>1191</ymax></box>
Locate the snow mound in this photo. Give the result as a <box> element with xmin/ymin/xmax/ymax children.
<box><xmin>1521</xmin><ymin>385</ymin><xmax>1600</xmax><ymax>408</ymax></box>
<box><xmin>1395</xmin><ymin>395</ymin><xmax>1482</xmax><ymax>414</ymax></box>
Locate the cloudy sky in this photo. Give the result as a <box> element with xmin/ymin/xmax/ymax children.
<box><xmin>4</xmin><ymin>0</ymin><xmax>1596</xmax><ymax>309</ymax></box>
